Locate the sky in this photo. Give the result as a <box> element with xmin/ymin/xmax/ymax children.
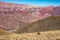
<box><xmin>0</xmin><ymin>0</ymin><xmax>60</xmax><ymax>6</ymax></box>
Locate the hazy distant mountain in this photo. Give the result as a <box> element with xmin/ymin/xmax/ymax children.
<box><xmin>16</xmin><ymin>16</ymin><xmax>60</xmax><ymax>33</ymax></box>
<box><xmin>0</xmin><ymin>2</ymin><xmax>60</xmax><ymax>32</ymax></box>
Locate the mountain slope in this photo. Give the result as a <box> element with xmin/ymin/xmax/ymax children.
<box><xmin>0</xmin><ymin>29</ymin><xmax>15</xmax><ymax>35</ymax></box>
<box><xmin>0</xmin><ymin>2</ymin><xmax>50</xmax><ymax>32</ymax></box>
<box><xmin>0</xmin><ymin>2</ymin><xmax>60</xmax><ymax>32</ymax></box>
<box><xmin>16</xmin><ymin>16</ymin><xmax>60</xmax><ymax>33</ymax></box>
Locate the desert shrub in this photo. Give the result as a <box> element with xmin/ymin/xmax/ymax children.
<box><xmin>56</xmin><ymin>39</ymin><xmax>60</xmax><ymax>40</ymax></box>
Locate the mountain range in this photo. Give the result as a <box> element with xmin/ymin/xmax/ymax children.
<box><xmin>0</xmin><ymin>2</ymin><xmax>60</xmax><ymax>32</ymax></box>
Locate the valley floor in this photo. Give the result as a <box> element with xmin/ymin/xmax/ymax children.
<box><xmin>0</xmin><ymin>30</ymin><xmax>60</xmax><ymax>40</ymax></box>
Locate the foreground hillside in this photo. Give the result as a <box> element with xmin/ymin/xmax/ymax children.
<box><xmin>16</xmin><ymin>16</ymin><xmax>60</xmax><ymax>33</ymax></box>
<box><xmin>0</xmin><ymin>30</ymin><xmax>60</xmax><ymax>40</ymax></box>
<box><xmin>0</xmin><ymin>29</ymin><xmax>15</xmax><ymax>36</ymax></box>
